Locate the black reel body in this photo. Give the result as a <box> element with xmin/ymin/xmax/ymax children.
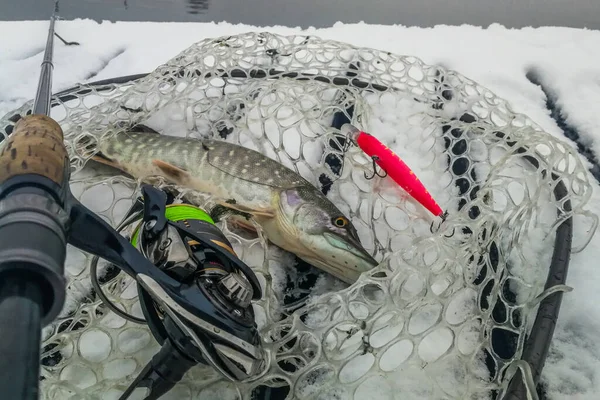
<box><xmin>142</xmin><ymin>218</ymin><xmax>258</xmax><ymax>328</ymax></box>
<box><xmin>90</xmin><ymin>184</ymin><xmax>265</xmax><ymax>400</ymax></box>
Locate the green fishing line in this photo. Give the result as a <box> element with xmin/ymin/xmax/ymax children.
<box><xmin>130</xmin><ymin>204</ymin><xmax>214</xmax><ymax>247</ymax></box>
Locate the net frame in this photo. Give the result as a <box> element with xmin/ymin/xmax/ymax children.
<box><xmin>0</xmin><ymin>32</ymin><xmax>596</xmax><ymax>400</ymax></box>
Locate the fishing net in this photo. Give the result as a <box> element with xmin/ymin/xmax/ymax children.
<box><xmin>1</xmin><ymin>32</ymin><xmax>597</xmax><ymax>400</ymax></box>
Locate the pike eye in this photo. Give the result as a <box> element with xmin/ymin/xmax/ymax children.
<box><xmin>333</xmin><ymin>217</ymin><xmax>348</xmax><ymax>228</ymax></box>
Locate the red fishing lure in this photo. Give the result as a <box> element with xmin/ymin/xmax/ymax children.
<box><xmin>343</xmin><ymin>124</ymin><xmax>444</xmax><ymax>217</ymax></box>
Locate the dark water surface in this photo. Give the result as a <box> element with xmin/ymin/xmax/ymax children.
<box><xmin>1</xmin><ymin>0</ymin><xmax>599</xmax><ymax>29</ymax></box>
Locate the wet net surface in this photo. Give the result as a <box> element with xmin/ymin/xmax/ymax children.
<box><xmin>1</xmin><ymin>32</ymin><xmax>597</xmax><ymax>400</ymax></box>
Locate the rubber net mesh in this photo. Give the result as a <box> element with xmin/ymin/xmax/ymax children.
<box><xmin>1</xmin><ymin>32</ymin><xmax>597</xmax><ymax>400</ymax></box>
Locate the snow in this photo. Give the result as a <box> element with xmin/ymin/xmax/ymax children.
<box><xmin>2</xmin><ymin>19</ymin><xmax>600</xmax><ymax>400</ymax></box>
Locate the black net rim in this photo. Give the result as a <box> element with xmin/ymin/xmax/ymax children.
<box><xmin>1</xmin><ymin>73</ymin><xmax>572</xmax><ymax>400</ymax></box>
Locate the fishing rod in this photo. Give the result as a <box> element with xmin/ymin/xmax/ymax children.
<box><xmin>0</xmin><ymin>6</ymin><xmax>265</xmax><ymax>400</ymax></box>
<box><xmin>0</xmin><ymin>5</ymin><xmax>69</xmax><ymax>399</ymax></box>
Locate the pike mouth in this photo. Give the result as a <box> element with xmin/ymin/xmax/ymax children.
<box><xmin>272</xmin><ymin>232</ymin><xmax>375</xmax><ymax>283</ymax></box>
<box><xmin>323</xmin><ymin>232</ymin><xmax>378</xmax><ymax>266</ymax></box>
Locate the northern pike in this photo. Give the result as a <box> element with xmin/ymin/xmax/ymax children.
<box><xmin>93</xmin><ymin>129</ymin><xmax>378</xmax><ymax>283</ymax></box>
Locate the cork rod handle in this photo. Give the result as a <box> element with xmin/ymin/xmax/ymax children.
<box><xmin>0</xmin><ymin>115</ymin><xmax>67</xmax><ymax>186</ymax></box>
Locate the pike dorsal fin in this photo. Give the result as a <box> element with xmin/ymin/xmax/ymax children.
<box><xmin>130</xmin><ymin>124</ymin><xmax>161</xmax><ymax>134</ymax></box>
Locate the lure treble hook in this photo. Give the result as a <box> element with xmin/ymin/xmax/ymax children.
<box><xmin>338</xmin><ymin>127</ymin><xmax>386</xmax><ymax>180</ymax></box>
<box><xmin>364</xmin><ymin>156</ymin><xmax>388</xmax><ymax>180</ymax></box>
<box><xmin>430</xmin><ymin>210</ymin><xmax>455</xmax><ymax>237</ymax></box>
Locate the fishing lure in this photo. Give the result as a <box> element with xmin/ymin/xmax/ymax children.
<box><xmin>342</xmin><ymin>123</ymin><xmax>444</xmax><ymax>218</ymax></box>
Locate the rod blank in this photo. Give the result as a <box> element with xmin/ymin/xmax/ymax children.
<box><xmin>32</xmin><ymin>15</ymin><xmax>56</xmax><ymax>116</ymax></box>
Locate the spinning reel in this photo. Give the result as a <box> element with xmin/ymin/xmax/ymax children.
<box><xmin>95</xmin><ymin>185</ymin><xmax>266</xmax><ymax>399</ymax></box>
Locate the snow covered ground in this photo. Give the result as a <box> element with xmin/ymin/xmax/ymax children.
<box><xmin>1</xmin><ymin>20</ymin><xmax>600</xmax><ymax>399</ymax></box>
